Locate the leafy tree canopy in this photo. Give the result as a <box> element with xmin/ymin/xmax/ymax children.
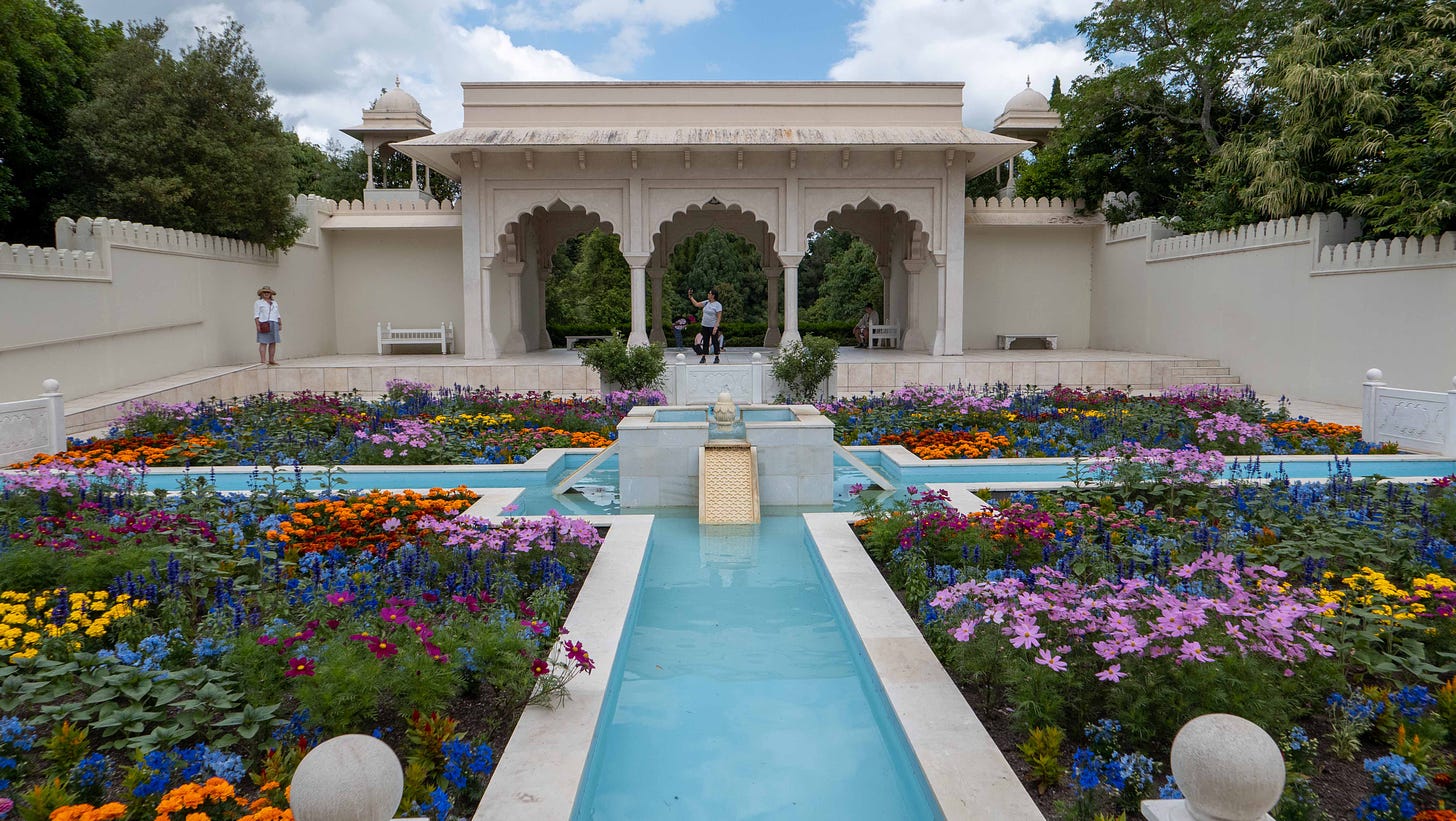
<box><xmin>545</xmin><ymin>228</ymin><xmax>630</xmax><ymax>327</ymax></box>
<box><xmin>664</xmin><ymin>227</ymin><xmax>764</xmax><ymax>326</ymax></box>
<box><xmin>0</xmin><ymin>0</ymin><xmax>121</xmax><ymax>245</ymax></box>
<box><xmin>805</xmin><ymin>240</ymin><xmax>880</xmax><ymax>324</ymax></box>
<box><xmin>60</xmin><ymin>18</ymin><xmax>304</xmax><ymax>249</ymax></box>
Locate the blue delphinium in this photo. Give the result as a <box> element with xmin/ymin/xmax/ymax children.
<box><xmin>69</xmin><ymin>753</ymin><xmax>111</xmax><ymax>792</ymax></box>
<box><xmin>1356</xmin><ymin>754</ymin><xmax>1426</xmax><ymax>821</ymax></box>
<box><xmin>1388</xmin><ymin>685</ymin><xmax>1436</xmax><ymax>723</ymax></box>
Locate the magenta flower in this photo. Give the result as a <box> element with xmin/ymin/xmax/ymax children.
<box><xmin>257</xmin><ymin>635</ymin><xmax>278</xmax><ymax>646</ymax></box>
<box><xmin>411</xmin><ymin>622</ymin><xmax>435</xmax><ymax>640</ymax></box>
<box><xmin>1096</xmin><ymin>664</ymin><xmax>1127</xmax><ymax>683</ymax></box>
<box><xmin>1178</xmin><ymin>640</ymin><xmax>1212</xmax><ymax>663</ymax></box>
<box><xmin>380</xmin><ymin>607</ymin><xmax>412</xmax><ymax>625</ymax></box>
<box><xmin>564</xmin><ymin>640</ymin><xmax>595</xmax><ymax>673</ymax></box>
<box><xmin>351</xmin><ymin>633</ymin><xmax>399</xmax><ymax>660</ymax></box>
<box><xmin>453</xmin><ymin>594</ymin><xmax>481</xmax><ymax>612</ymax></box>
<box><xmin>285</xmin><ymin>657</ymin><xmax>315</xmax><ymax>677</ymax></box>
<box><xmin>530</xmin><ymin>658</ymin><xmax>550</xmax><ymax>677</ymax></box>
<box><xmin>326</xmin><ymin>591</ymin><xmax>356</xmax><ymax>606</ymax></box>
<box><xmin>423</xmin><ymin>641</ymin><xmax>448</xmax><ymax>663</ymax></box>
<box><xmin>1008</xmin><ymin>619</ymin><xmax>1044</xmax><ymax>650</ymax></box>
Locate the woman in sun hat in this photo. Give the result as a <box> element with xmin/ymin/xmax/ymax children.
<box><xmin>254</xmin><ymin>286</ymin><xmax>282</xmax><ymax>365</ymax></box>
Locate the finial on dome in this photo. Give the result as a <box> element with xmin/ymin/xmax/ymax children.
<box><xmin>395</xmin><ymin>75</ymin><xmax>401</xmax><ymax>88</ymax></box>
<box><xmin>1026</xmin><ymin>75</ymin><xmax>1031</xmax><ymax>88</ymax></box>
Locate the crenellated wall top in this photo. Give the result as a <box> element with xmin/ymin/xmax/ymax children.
<box><xmin>1315</xmin><ymin>230</ymin><xmax>1456</xmax><ymax>275</ymax></box>
<box><xmin>965</xmin><ymin>195</ymin><xmax>1102</xmax><ymax>227</ymax></box>
<box><xmin>55</xmin><ymin>216</ymin><xmax>277</xmax><ymax>262</ymax></box>
<box><xmin>1147</xmin><ymin>213</ymin><xmax>1324</xmax><ymax>260</ymax></box>
<box><xmin>0</xmin><ymin>243</ymin><xmax>103</xmax><ymax>278</ymax></box>
<box><xmin>313</xmin><ymin>196</ymin><xmax>459</xmax><ymax>214</ymax></box>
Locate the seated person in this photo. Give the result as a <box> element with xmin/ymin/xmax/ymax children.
<box><xmin>853</xmin><ymin>303</ymin><xmax>879</xmax><ymax>347</ymax></box>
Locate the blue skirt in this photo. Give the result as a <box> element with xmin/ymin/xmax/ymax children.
<box><xmin>256</xmin><ymin>321</ymin><xmax>280</xmax><ymax>343</ymax></box>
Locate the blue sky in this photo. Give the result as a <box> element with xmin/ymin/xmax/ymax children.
<box><xmin>77</xmin><ymin>0</ymin><xmax>1097</xmax><ymax>145</ymax></box>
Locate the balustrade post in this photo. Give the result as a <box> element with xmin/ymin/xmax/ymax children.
<box><xmin>1362</xmin><ymin>368</ymin><xmax>1385</xmax><ymax>444</ymax></box>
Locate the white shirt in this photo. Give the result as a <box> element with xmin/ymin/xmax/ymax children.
<box><xmin>856</xmin><ymin>308</ymin><xmax>879</xmax><ymax>329</ymax></box>
<box><xmin>254</xmin><ymin>298</ymin><xmax>280</xmax><ymax>323</ymax></box>
<box><xmin>700</xmin><ymin>300</ymin><xmax>722</xmax><ymax>328</ymax></box>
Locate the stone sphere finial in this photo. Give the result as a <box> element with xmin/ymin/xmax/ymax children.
<box><xmin>1365</xmin><ymin>368</ymin><xmax>1383</xmax><ymax>382</ymax></box>
<box><xmin>290</xmin><ymin>735</ymin><xmax>404</xmax><ymax>821</ymax></box>
<box><xmin>41</xmin><ymin>379</ymin><xmax>60</xmax><ymax>393</ymax></box>
<box><xmin>1170</xmin><ymin>714</ymin><xmax>1284</xmax><ymax>821</ymax></box>
<box><xmin>675</xmin><ymin>353</ymin><xmax>686</xmax><ymax>364</ymax></box>
<box><xmin>752</xmin><ymin>352</ymin><xmax>763</xmax><ymax>363</ymax></box>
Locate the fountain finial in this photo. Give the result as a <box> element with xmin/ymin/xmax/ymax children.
<box><xmin>711</xmin><ymin>391</ymin><xmax>740</xmax><ymax>430</ymax></box>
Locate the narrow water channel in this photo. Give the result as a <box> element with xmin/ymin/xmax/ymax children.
<box><xmin>572</xmin><ymin>513</ymin><xmax>942</xmax><ymax>820</ymax></box>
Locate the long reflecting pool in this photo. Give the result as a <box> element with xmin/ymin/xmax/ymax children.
<box><xmin>571</xmin><ymin>513</ymin><xmax>942</xmax><ymax>820</ymax></box>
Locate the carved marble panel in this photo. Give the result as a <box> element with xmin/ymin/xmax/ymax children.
<box><xmin>1375</xmin><ymin>393</ymin><xmax>1446</xmax><ymax>450</ymax></box>
<box><xmin>0</xmin><ymin>403</ymin><xmax>52</xmax><ymax>466</ymax></box>
<box><xmin>683</xmin><ymin>366</ymin><xmax>754</xmax><ymax>405</ymax></box>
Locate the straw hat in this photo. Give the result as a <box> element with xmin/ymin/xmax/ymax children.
<box><xmin>257</xmin><ymin>285</ymin><xmax>277</xmax><ymax>297</ymax></box>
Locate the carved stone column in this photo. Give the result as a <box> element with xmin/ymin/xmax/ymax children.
<box><xmin>648</xmin><ymin>267</ymin><xmax>666</xmax><ymax>344</ymax></box>
<box><xmin>763</xmin><ymin>266</ymin><xmax>782</xmax><ymax>346</ymax></box>
<box><xmin>781</xmin><ymin>263</ymin><xmax>801</xmax><ymax>346</ymax></box>
<box><xmin>931</xmin><ymin>254</ymin><xmax>947</xmax><ymax>357</ymax></box>
<box><xmin>503</xmin><ymin>260</ymin><xmax>527</xmax><ymax>354</ymax></box>
<box><xmin>537</xmin><ymin>266</ymin><xmax>553</xmax><ymax>350</ymax></box>
<box><xmin>901</xmin><ymin>258</ymin><xmax>927</xmax><ymax>352</ymax></box>
<box><xmin>625</xmin><ymin>255</ymin><xmax>650</xmax><ymax>347</ymax></box>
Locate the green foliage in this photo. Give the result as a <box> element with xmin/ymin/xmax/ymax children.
<box><xmin>1222</xmin><ymin>0</ymin><xmax>1456</xmax><ymax>236</ymax></box>
<box><xmin>576</xmin><ymin>333</ymin><xmax>666</xmax><ymax>391</ymax></box>
<box><xmin>769</xmin><ymin>335</ymin><xmax>838</xmax><ymax>403</ymax></box>
<box><xmin>546</xmin><ymin>228</ymin><xmax>631</xmax><ymax>327</ymax></box>
<box><xmin>664</xmin><ymin>227</ymin><xmax>765</xmax><ymax>327</ymax></box>
<box><xmin>805</xmin><ymin>241</ymin><xmax>881</xmax><ymax>324</ymax></box>
<box><xmin>60</xmin><ymin>19</ymin><xmax>304</xmax><ymax>249</ymax></box>
<box><xmin>16</xmin><ymin>777</ymin><xmax>74</xmax><ymax>821</ymax></box>
<box><xmin>797</xmin><ymin>228</ymin><xmax>857</xmax><ymax>310</ymax></box>
<box><xmin>1017</xmin><ymin>725</ymin><xmax>1067</xmax><ymax>794</ymax></box>
<box><xmin>0</xmin><ymin>0</ymin><xmax>121</xmax><ymax>245</ymax></box>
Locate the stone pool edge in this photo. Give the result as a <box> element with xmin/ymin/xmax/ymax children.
<box><xmin>803</xmin><ymin>511</ymin><xmax>1046</xmax><ymax>820</ymax></box>
<box><xmin>473</xmin><ymin>514</ymin><xmax>653</xmax><ymax>820</ymax></box>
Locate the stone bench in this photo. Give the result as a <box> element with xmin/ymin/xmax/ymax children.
<box><xmin>565</xmin><ymin>335</ymin><xmax>611</xmax><ymax>350</ymax></box>
<box><xmin>868</xmin><ymin>324</ymin><xmax>901</xmax><ymax>349</ymax></box>
<box><xmin>996</xmin><ymin>333</ymin><xmax>1058</xmax><ymax>350</ymax></box>
<box><xmin>377</xmin><ymin>322</ymin><xmax>454</xmax><ymax>354</ymax></box>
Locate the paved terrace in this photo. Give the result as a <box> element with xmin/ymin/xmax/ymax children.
<box><xmin>57</xmin><ymin>346</ymin><xmax>1359</xmax><ymax>436</ymax></box>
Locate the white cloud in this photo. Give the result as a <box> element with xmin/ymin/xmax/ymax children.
<box><xmin>496</xmin><ymin>0</ymin><xmax>721</xmax><ymax>75</ymax></box>
<box><xmin>828</xmin><ymin>0</ymin><xmax>1097</xmax><ymax>130</ymax></box>
<box><xmin>76</xmin><ymin>0</ymin><xmax>608</xmax><ymax>143</ymax></box>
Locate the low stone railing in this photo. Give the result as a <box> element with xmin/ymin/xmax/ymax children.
<box><xmin>0</xmin><ymin>380</ymin><xmax>65</xmax><ymax>466</ymax></box>
<box><xmin>1362</xmin><ymin>369</ymin><xmax>1456</xmax><ymax>455</ymax></box>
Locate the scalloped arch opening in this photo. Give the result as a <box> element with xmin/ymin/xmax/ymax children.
<box><xmin>651</xmin><ymin>201</ymin><xmax>779</xmax><ymax>263</ymax></box>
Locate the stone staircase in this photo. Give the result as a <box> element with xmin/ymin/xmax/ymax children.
<box><xmin>1166</xmin><ymin>359</ymin><xmax>1246</xmax><ymax>391</ymax></box>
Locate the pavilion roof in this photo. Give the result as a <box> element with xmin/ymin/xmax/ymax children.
<box><xmin>393</xmin><ymin>126</ymin><xmax>1030</xmax><ymax>179</ymax></box>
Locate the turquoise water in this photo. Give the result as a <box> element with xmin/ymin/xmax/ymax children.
<box><xmin>653</xmin><ymin>408</ymin><xmax>798</xmax><ymax>423</ymax></box>
<box><xmin>571</xmin><ymin>514</ymin><xmax>942</xmax><ymax>820</ymax></box>
<box><xmin>126</xmin><ymin>454</ymin><xmax>1456</xmax><ymax>497</ymax></box>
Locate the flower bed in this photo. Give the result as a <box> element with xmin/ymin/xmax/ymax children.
<box><xmin>0</xmin><ymin>462</ymin><xmax>602</xmax><ymax>821</ymax></box>
<box><xmin>852</xmin><ymin>450</ymin><xmax>1456</xmax><ymax>819</ymax></box>
<box><xmin>10</xmin><ymin>383</ymin><xmax>667</xmax><ymax>470</ymax></box>
<box><xmin>822</xmin><ymin>383</ymin><xmax>1395</xmax><ymax>458</ymax></box>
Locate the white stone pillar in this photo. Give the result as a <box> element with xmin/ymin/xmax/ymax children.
<box><xmin>931</xmin><ymin>255</ymin><xmax>948</xmax><ymax>356</ymax></box>
<box><xmin>503</xmin><ymin>261</ymin><xmax>526</xmax><ymax>354</ymax></box>
<box><xmin>763</xmin><ymin>266</ymin><xmax>782</xmax><ymax>346</ymax></box>
<box><xmin>1445</xmin><ymin>377</ymin><xmax>1456</xmax><ymax>457</ymax></box>
<box><xmin>781</xmin><ymin>264</ymin><xmax>801</xmax><ymax>346</ymax></box>
<box><xmin>1361</xmin><ymin>368</ymin><xmax>1385</xmax><ymax>444</ymax></box>
<box><xmin>40</xmin><ymin>379</ymin><xmax>64</xmax><ymax>454</ymax></box>
<box><xmin>626</xmin><ymin>256</ymin><xmax>649</xmax><ymax>347</ymax></box>
<box><xmin>537</xmin><ymin>267</ymin><xmax>553</xmax><ymax>350</ymax></box>
<box><xmin>648</xmin><ymin>268</ymin><xmax>666</xmax><ymax>344</ymax></box>
<box><xmin>472</xmin><ymin>255</ymin><xmax>500</xmax><ymax>359</ymax></box>
<box><xmin>902</xmin><ymin>258</ymin><xmax>927</xmax><ymax>351</ymax></box>
<box><xmin>365</xmin><ymin>150</ymin><xmax>375</xmax><ymax>190</ymax></box>
<box><xmin>410</xmin><ymin>159</ymin><xmax>418</xmax><ymax>191</ymax></box>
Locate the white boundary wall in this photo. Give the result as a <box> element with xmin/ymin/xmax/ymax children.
<box><xmin>1090</xmin><ymin>211</ymin><xmax>1456</xmax><ymax>405</ymax></box>
<box><xmin>0</xmin><ymin>197</ymin><xmax>335</xmax><ymax>402</ymax></box>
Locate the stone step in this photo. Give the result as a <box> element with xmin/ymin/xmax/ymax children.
<box><xmin>1170</xmin><ymin>366</ymin><xmax>1232</xmax><ymax>377</ymax></box>
<box><xmin>1172</xmin><ymin>374</ymin><xmax>1244</xmax><ymax>386</ymax></box>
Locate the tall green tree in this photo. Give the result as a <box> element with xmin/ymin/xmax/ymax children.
<box><xmin>797</xmin><ymin>228</ymin><xmax>856</xmax><ymax>309</ymax></box>
<box><xmin>805</xmin><ymin>240</ymin><xmax>880</xmax><ymax>323</ymax></box>
<box><xmin>664</xmin><ymin>228</ymin><xmax>764</xmax><ymax>326</ymax></box>
<box><xmin>0</xmin><ymin>0</ymin><xmax>120</xmax><ymax>245</ymax></box>
<box><xmin>61</xmin><ymin>19</ymin><xmax>304</xmax><ymax>249</ymax></box>
<box><xmin>545</xmin><ymin>228</ymin><xmax>630</xmax><ymax>327</ymax></box>
<box><xmin>1019</xmin><ymin>0</ymin><xmax>1289</xmax><ymax>227</ymax></box>
<box><xmin>1224</xmin><ymin>0</ymin><xmax>1456</xmax><ymax>236</ymax></box>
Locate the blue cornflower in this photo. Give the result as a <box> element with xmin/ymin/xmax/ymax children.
<box><xmin>70</xmin><ymin>753</ymin><xmax>110</xmax><ymax>790</ymax></box>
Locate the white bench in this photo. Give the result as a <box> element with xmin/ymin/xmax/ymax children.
<box><xmin>565</xmin><ymin>335</ymin><xmax>611</xmax><ymax>350</ymax></box>
<box><xmin>868</xmin><ymin>324</ymin><xmax>901</xmax><ymax>349</ymax></box>
<box><xmin>377</xmin><ymin>322</ymin><xmax>454</xmax><ymax>354</ymax></box>
<box><xmin>996</xmin><ymin>333</ymin><xmax>1058</xmax><ymax>350</ymax></box>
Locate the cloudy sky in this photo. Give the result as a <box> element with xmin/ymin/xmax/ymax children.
<box><xmin>75</xmin><ymin>0</ymin><xmax>1098</xmax><ymax>146</ymax></box>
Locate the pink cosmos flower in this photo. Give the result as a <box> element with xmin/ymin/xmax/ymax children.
<box><xmin>1008</xmin><ymin>619</ymin><xmax>1044</xmax><ymax>650</ymax></box>
<box><xmin>1096</xmin><ymin>664</ymin><xmax>1127</xmax><ymax>683</ymax></box>
<box><xmin>380</xmin><ymin>607</ymin><xmax>412</xmax><ymax>625</ymax></box>
<box><xmin>1178</xmin><ymin>640</ymin><xmax>1212</xmax><ymax>663</ymax></box>
<box><xmin>1034</xmin><ymin>649</ymin><xmax>1067</xmax><ymax>672</ymax></box>
<box><xmin>257</xmin><ymin>635</ymin><xmax>278</xmax><ymax>646</ymax></box>
<box><xmin>351</xmin><ymin>633</ymin><xmax>399</xmax><ymax>659</ymax></box>
<box><xmin>382</xmin><ymin>517</ymin><xmax>402</xmax><ymax>532</ymax></box>
<box><xmin>326</xmin><ymin>591</ymin><xmax>356</xmax><ymax>606</ymax></box>
<box><xmin>530</xmin><ymin>658</ymin><xmax>550</xmax><ymax>677</ymax></box>
<box><xmin>285</xmin><ymin>657</ymin><xmax>315</xmax><ymax>677</ymax></box>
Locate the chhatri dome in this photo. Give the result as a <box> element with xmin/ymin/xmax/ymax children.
<box><xmin>340</xmin><ymin>77</ymin><xmax>435</xmax><ymax>200</ymax></box>
<box><xmin>991</xmin><ymin>78</ymin><xmax>1060</xmax><ymax>147</ymax></box>
<box><xmin>373</xmin><ymin>84</ymin><xmax>424</xmax><ymax>115</ymax></box>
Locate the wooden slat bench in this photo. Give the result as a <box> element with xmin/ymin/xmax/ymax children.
<box><xmin>996</xmin><ymin>333</ymin><xmax>1058</xmax><ymax>350</ymax></box>
<box><xmin>565</xmin><ymin>335</ymin><xmax>611</xmax><ymax>350</ymax></box>
<box><xmin>378</xmin><ymin>322</ymin><xmax>454</xmax><ymax>354</ymax></box>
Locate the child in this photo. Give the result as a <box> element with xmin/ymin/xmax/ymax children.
<box><xmin>672</xmin><ymin>315</ymin><xmax>689</xmax><ymax>349</ymax></box>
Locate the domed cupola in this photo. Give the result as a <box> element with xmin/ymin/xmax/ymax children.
<box><xmin>341</xmin><ymin>77</ymin><xmax>436</xmax><ymax>201</ymax></box>
<box><xmin>991</xmin><ymin>78</ymin><xmax>1061</xmax><ymax>146</ymax></box>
